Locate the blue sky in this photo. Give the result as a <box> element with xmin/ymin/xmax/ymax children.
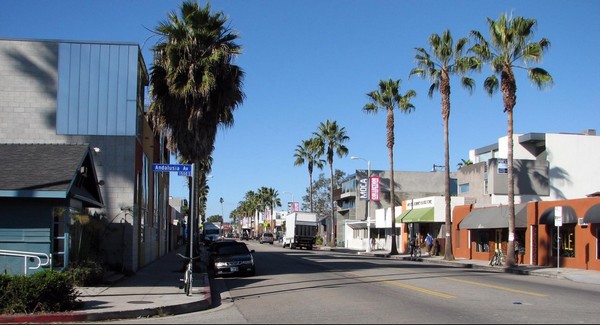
<box><xmin>3</xmin><ymin>1</ymin><xmax>599</xmax><ymax>220</ymax></box>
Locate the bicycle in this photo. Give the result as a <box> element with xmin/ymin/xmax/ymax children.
<box><xmin>177</xmin><ymin>253</ymin><xmax>201</xmax><ymax>296</ymax></box>
<box><xmin>409</xmin><ymin>243</ymin><xmax>421</xmax><ymax>259</ymax></box>
<box><xmin>489</xmin><ymin>249</ymin><xmax>504</xmax><ymax>266</ymax></box>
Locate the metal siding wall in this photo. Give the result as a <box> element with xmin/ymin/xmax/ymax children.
<box><xmin>57</xmin><ymin>43</ymin><xmax>138</xmax><ymax>136</ymax></box>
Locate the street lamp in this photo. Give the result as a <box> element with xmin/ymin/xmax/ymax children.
<box><xmin>351</xmin><ymin>156</ymin><xmax>371</xmax><ymax>253</ymax></box>
<box><xmin>431</xmin><ymin>164</ymin><xmax>444</xmax><ymax>172</ymax></box>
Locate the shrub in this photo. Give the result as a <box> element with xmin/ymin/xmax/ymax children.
<box><xmin>0</xmin><ymin>271</ymin><xmax>81</xmax><ymax>314</ymax></box>
<box><xmin>66</xmin><ymin>259</ymin><xmax>105</xmax><ymax>286</ymax></box>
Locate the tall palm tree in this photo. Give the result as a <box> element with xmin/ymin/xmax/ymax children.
<box><xmin>314</xmin><ymin>120</ymin><xmax>350</xmax><ymax>246</ymax></box>
<box><xmin>259</xmin><ymin>187</ymin><xmax>281</xmax><ymax>233</ymax></box>
<box><xmin>148</xmin><ymin>0</ymin><xmax>245</xmax><ymax>233</ymax></box>
<box><xmin>363</xmin><ymin>79</ymin><xmax>416</xmax><ymax>255</ymax></box>
<box><xmin>294</xmin><ymin>138</ymin><xmax>325</xmax><ymax>212</ymax></box>
<box><xmin>470</xmin><ymin>13</ymin><xmax>552</xmax><ymax>266</ymax></box>
<box><xmin>240</xmin><ymin>190</ymin><xmax>259</xmax><ymax>237</ymax></box>
<box><xmin>409</xmin><ymin>30</ymin><xmax>480</xmax><ymax>261</ymax></box>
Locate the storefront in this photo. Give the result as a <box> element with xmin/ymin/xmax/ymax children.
<box><xmin>397</xmin><ymin>196</ymin><xmax>464</xmax><ymax>254</ymax></box>
<box><xmin>457</xmin><ymin>203</ymin><xmax>530</xmax><ymax>263</ymax></box>
<box><xmin>452</xmin><ymin>197</ymin><xmax>600</xmax><ymax>271</ymax></box>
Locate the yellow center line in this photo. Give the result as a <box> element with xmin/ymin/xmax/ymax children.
<box><xmin>347</xmin><ymin>271</ymin><xmax>455</xmax><ymax>299</ymax></box>
<box><xmin>443</xmin><ymin>277</ymin><xmax>547</xmax><ymax>297</ymax></box>
<box><xmin>381</xmin><ymin>278</ymin><xmax>456</xmax><ymax>299</ymax></box>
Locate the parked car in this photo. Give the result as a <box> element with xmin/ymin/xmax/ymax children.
<box><xmin>212</xmin><ymin>242</ymin><xmax>255</xmax><ymax>277</ymax></box>
<box><xmin>259</xmin><ymin>232</ymin><xmax>274</xmax><ymax>244</ymax></box>
<box><xmin>207</xmin><ymin>240</ymin><xmax>240</xmax><ymax>267</ymax></box>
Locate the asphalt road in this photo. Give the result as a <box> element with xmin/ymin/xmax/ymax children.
<box><xmin>105</xmin><ymin>241</ymin><xmax>600</xmax><ymax>324</ymax></box>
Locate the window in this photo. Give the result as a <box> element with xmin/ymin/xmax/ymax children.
<box><xmin>475</xmin><ymin>230</ymin><xmax>490</xmax><ymax>252</ymax></box>
<box><xmin>597</xmin><ymin>227</ymin><xmax>600</xmax><ymax>260</ymax></box>
<box><xmin>459</xmin><ymin>183</ymin><xmax>469</xmax><ymax>194</ymax></box>
<box><xmin>551</xmin><ymin>224</ymin><xmax>575</xmax><ymax>257</ymax></box>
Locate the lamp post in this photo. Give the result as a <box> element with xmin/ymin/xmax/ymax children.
<box><xmin>351</xmin><ymin>156</ymin><xmax>371</xmax><ymax>253</ymax></box>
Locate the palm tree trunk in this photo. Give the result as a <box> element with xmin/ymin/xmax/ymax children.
<box><xmin>507</xmin><ymin>109</ymin><xmax>516</xmax><ymax>266</ymax></box>
<box><xmin>330</xmin><ymin>164</ymin><xmax>335</xmax><ymax>247</ymax></box>
<box><xmin>309</xmin><ymin>172</ymin><xmax>314</xmax><ymax>213</ymax></box>
<box><xmin>388</xmin><ymin>109</ymin><xmax>399</xmax><ymax>255</ymax></box>
<box><xmin>441</xmin><ymin>74</ymin><xmax>454</xmax><ymax>261</ymax></box>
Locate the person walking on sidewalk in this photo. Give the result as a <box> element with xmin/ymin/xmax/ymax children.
<box><xmin>425</xmin><ymin>233</ymin><xmax>433</xmax><ymax>256</ymax></box>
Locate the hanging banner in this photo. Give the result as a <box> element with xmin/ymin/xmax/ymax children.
<box><xmin>370</xmin><ymin>176</ymin><xmax>380</xmax><ymax>201</ymax></box>
<box><xmin>358</xmin><ymin>178</ymin><xmax>368</xmax><ymax>200</ymax></box>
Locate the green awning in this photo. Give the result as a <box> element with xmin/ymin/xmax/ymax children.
<box><xmin>397</xmin><ymin>208</ymin><xmax>434</xmax><ymax>223</ymax></box>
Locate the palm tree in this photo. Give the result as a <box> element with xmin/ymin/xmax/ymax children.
<box><xmin>294</xmin><ymin>138</ymin><xmax>325</xmax><ymax>212</ymax></box>
<box><xmin>240</xmin><ymin>190</ymin><xmax>259</xmax><ymax>237</ymax></box>
<box><xmin>409</xmin><ymin>30</ymin><xmax>480</xmax><ymax>261</ymax></box>
<box><xmin>470</xmin><ymin>13</ymin><xmax>552</xmax><ymax>266</ymax></box>
<box><xmin>259</xmin><ymin>187</ymin><xmax>281</xmax><ymax>233</ymax></box>
<box><xmin>314</xmin><ymin>120</ymin><xmax>350</xmax><ymax>246</ymax></box>
<box><xmin>363</xmin><ymin>79</ymin><xmax>416</xmax><ymax>255</ymax></box>
<box><xmin>148</xmin><ymin>0</ymin><xmax>245</xmax><ymax>232</ymax></box>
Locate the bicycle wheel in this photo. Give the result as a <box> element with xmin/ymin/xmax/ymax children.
<box><xmin>184</xmin><ymin>269</ymin><xmax>192</xmax><ymax>295</ymax></box>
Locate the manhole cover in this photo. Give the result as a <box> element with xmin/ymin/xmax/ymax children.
<box><xmin>127</xmin><ymin>301</ymin><xmax>153</xmax><ymax>304</ymax></box>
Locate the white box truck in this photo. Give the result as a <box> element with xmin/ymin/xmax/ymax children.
<box><xmin>282</xmin><ymin>212</ymin><xmax>319</xmax><ymax>250</ymax></box>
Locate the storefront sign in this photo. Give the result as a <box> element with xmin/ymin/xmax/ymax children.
<box><xmin>497</xmin><ymin>158</ymin><xmax>508</xmax><ymax>174</ymax></box>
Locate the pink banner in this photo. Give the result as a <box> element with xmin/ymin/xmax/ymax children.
<box><xmin>370</xmin><ymin>176</ymin><xmax>380</xmax><ymax>201</ymax></box>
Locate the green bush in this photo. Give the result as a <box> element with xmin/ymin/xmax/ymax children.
<box><xmin>0</xmin><ymin>271</ymin><xmax>81</xmax><ymax>314</ymax></box>
<box><xmin>66</xmin><ymin>259</ymin><xmax>105</xmax><ymax>286</ymax></box>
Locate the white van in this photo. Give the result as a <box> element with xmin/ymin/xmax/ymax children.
<box><xmin>202</xmin><ymin>222</ymin><xmax>222</xmax><ymax>244</ymax></box>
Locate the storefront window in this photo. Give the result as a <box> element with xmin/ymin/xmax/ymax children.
<box><xmin>597</xmin><ymin>227</ymin><xmax>600</xmax><ymax>260</ymax></box>
<box><xmin>475</xmin><ymin>230</ymin><xmax>490</xmax><ymax>252</ymax></box>
<box><xmin>551</xmin><ymin>224</ymin><xmax>576</xmax><ymax>257</ymax></box>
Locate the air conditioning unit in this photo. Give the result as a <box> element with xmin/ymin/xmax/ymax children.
<box><xmin>578</xmin><ymin>218</ymin><xmax>588</xmax><ymax>227</ymax></box>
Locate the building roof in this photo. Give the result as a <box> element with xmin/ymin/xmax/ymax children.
<box><xmin>0</xmin><ymin>143</ymin><xmax>103</xmax><ymax>207</ymax></box>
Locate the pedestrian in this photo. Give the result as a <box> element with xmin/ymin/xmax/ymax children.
<box><xmin>432</xmin><ymin>239</ymin><xmax>440</xmax><ymax>256</ymax></box>
<box><xmin>425</xmin><ymin>233</ymin><xmax>433</xmax><ymax>256</ymax></box>
<box><xmin>518</xmin><ymin>242</ymin><xmax>525</xmax><ymax>264</ymax></box>
<box><xmin>371</xmin><ymin>237</ymin><xmax>376</xmax><ymax>251</ymax></box>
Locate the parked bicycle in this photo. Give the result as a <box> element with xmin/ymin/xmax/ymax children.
<box><xmin>410</xmin><ymin>242</ymin><xmax>421</xmax><ymax>259</ymax></box>
<box><xmin>489</xmin><ymin>248</ymin><xmax>504</xmax><ymax>266</ymax></box>
<box><xmin>177</xmin><ymin>253</ymin><xmax>201</xmax><ymax>296</ymax></box>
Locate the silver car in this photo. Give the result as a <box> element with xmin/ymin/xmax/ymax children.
<box><xmin>259</xmin><ymin>232</ymin><xmax>274</xmax><ymax>244</ymax></box>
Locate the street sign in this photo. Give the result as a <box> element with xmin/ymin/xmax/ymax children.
<box><xmin>554</xmin><ymin>206</ymin><xmax>563</xmax><ymax>227</ymax></box>
<box><xmin>497</xmin><ymin>159</ymin><xmax>508</xmax><ymax>174</ymax></box>
<box><xmin>152</xmin><ymin>164</ymin><xmax>192</xmax><ymax>173</ymax></box>
<box><xmin>178</xmin><ymin>171</ymin><xmax>192</xmax><ymax>177</ymax></box>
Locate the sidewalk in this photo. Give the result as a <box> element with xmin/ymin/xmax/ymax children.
<box><xmin>323</xmin><ymin>246</ymin><xmax>600</xmax><ymax>285</ymax></box>
<box><xmin>2</xmin><ymin>244</ymin><xmax>600</xmax><ymax>324</ymax></box>
<box><xmin>0</xmin><ymin>246</ymin><xmax>212</xmax><ymax>324</ymax></box>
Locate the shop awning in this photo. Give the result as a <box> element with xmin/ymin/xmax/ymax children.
<box><xmin>539</xmin><ymin>206</ymin><xmax>578</xmax><ymax>225</ymax></box>
<box><xmin>459</xmin><ymin>204</ymin><xmax>528</xmax><ymax>229</ymax></box>
<box><xmin>397</xmin><ymin>208</ymin><xmax>434</xmax><ymax>223</ymax></box>
<box><xmin>584</xmin><ymin>204</ymin><xmax>600</xmax><ymax>224</ymax></box>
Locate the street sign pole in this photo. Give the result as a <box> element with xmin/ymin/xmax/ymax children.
<box><xmin>189</xmin><ymin>163</ymin><xmax>195</xmax><ymax>272</ymax></box>
<box><xmin>555</xmin><ymin>206</ymin><xmax>562</xmax><ymax>270</ymax></box>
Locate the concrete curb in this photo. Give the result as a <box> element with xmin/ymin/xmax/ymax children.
<box><xmin>0</xmin><ymin>273</ymin><xmax>212</xmax><ymax>324</ymax></box>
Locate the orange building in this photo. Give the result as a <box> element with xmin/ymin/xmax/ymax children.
<box><xmin>452</xmin><ymin>197</ymin><xmax>600</xmax><ymax>271</ymax></box>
